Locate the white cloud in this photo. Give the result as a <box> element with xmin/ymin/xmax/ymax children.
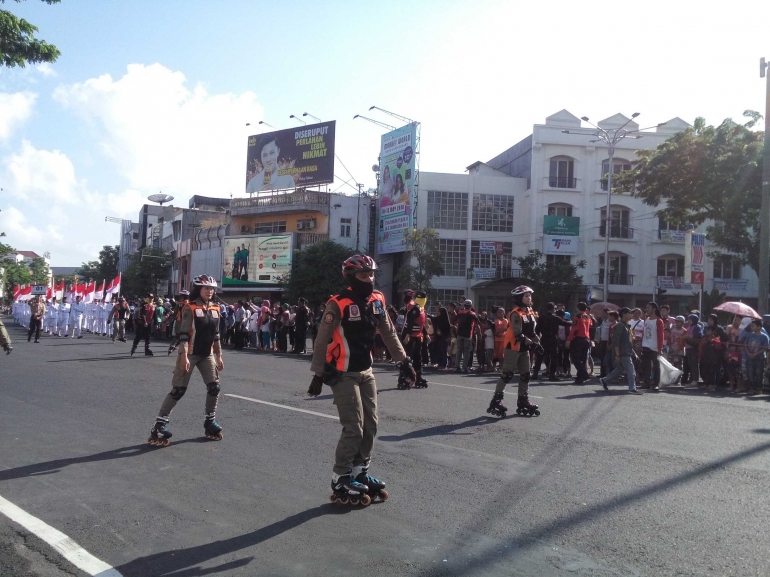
<box><xmin>0</xmin><ymin>91</ymin><xmax>36</xmax><ymax>140</ymax></box>
<box><xmin>3</xmin><ymin>140</ymin><xmax>82</xmax><ymax>202</ymax></box>
<box><xmin>35</xmin><ymin>63</ymin><xmax>57</xmax><ymax>78</ymax></box>
<box><xmin>53</xmin><ymin>63</ymin><xmax>263</xmax><ymax>197</ymax></box>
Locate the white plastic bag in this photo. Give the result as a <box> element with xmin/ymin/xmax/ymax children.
<box><xmin>659</xmin><ymin>356</ymin><xmax>683</xmax><ymax>386</ymax></box>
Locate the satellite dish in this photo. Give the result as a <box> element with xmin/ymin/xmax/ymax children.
<box><xmin>148</xmin><ymin>193</ymin><xmax>174</xmax><ymax>206</ymax></box>
<box><xmin>372</xmin><ymin>164</ymin><xmax>380</xmax><ymax>172</ymax></box>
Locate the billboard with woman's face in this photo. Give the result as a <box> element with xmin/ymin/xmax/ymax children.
<box><xmin>377</xmin><ymin>123</ymin><xmax>417</xmax><ymax>254</ymax></box>
<box><xmin>245</xmin><ymin>121</ymin><xmax>336</xmax><ymax>193</ymax></box>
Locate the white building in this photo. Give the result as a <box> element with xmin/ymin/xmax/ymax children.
<box><xmin>388</xmin><ymin>110</ymin><xmax>758</xmax><ymax>314</ymax></box>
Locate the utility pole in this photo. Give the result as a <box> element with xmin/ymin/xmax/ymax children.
<box><xmin>356</xmin><ymin>183</ymin><xmax>363</xmax><ymax>252</ymax></box>
<box><xmin>759</xmin><ymin>57</ymin><xmax>770</xmax><ymax>315</ymax></box>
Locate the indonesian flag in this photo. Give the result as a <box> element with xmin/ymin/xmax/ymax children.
<box><xmin>46</xmin><ymin>286</ymin><xmax>52</xmax><ymax>300</ymax></box>
<box><xmin>106</xmin><ymin>273</ymin><xmax>121</xmax><ymax>299</ymax></box>
<box><xmin>55</xmin><ymin>280</ymin><xmax>65</xmax><ymax>300</ymax></box>
<box><xmin>21</xmin><ymin>285</ymin><xmax>32</xmax><ymax>301</ymax></box>
<box><xmin>83</xmin><ymin>281</ymin><xmax>95</xmax><ymax>303</ymax></box>
<box><xmin>13</xmin><ymin>285</ymin><xmax>20</xmax><ymax>300</ymax></box>
<box><xmin>96</xmin><ymin>280</ymin><xmax>105</xmax><ymax>302</ymax></box>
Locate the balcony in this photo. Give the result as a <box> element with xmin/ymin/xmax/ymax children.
<box><xmin>658</xmin><ymin>229</ymin><xmax>686</xmax><ymax>242</ymax></box>
<box><xmin>467</xmin><ymin>267</ymin><xmax>522</xmax><ymax>281</ymax></box>
<box><xmin>597</xmin><ymin>273</ymin><xmax>635</xmax><ymax>285</ymax></box>
<box><xmin>230</xmin><ymin>190</ymin><xmax>330</xmax><ymax>217</ymax></box>
<box><xmin>600</xmin><ymin>221</ymin><xmax>634</xmax><ymax>239</ymax></box>
<box><xmin>297</xmin><ymin>233</ymin><xmax>329</xmax><ymax>248</ymax></box>
<box><xmin>547</xmin><ymin>176</ymin><xmax>577</xmax><ymax>189</ymax></box>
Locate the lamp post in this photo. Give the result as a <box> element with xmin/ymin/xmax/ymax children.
<box><xmin>289</xmin><ymin>114</ymin><xmax>306</xmax><ymax>125</ymax></box>
<box><xmin>758</xmin><ymin>58</ymin><xmax>770</xmax><ymax>314</ymax></box>
<box><xmin>562</xmin><ymin>114</ymin><xmax>665</xmax><ymax>302</ymax></box>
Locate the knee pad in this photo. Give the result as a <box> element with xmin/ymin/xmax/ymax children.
<box><xmin>501</xmin><ymin>371</ymin><xmax>514</xmax><ymax>383</ymax></box>
<box><xmin>206</xmin><ymin>382</ymin><xmax>221</xmax><ymax>397</ymax></box>
<box><xmin>520</xmin><ymin>372</ymin><xmax>531</xmax><ymax>383</ymax></box>
<box><xmin>169</xmin><ymin>387</ymin><xmax>186</xmax><ymax>401</ymax></box>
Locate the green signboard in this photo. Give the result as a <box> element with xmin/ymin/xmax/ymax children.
<box><xmin>543</xmin><ymin>215</ymin><xmax>580</xmax><ymax>236</ymax></box>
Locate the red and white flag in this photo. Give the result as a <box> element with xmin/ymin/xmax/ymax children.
<box><xmin>96</xmin><ymin>280</ymin><xmax>105</xmax><ymax>301</ymax></box>
<box><xmin>54</xmin><ymin>279</ymin><xmax>65</xmax><ymax>300</ymax></box>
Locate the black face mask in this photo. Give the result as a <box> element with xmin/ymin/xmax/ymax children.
<box><xmin>348</xmin><ymin>276</ymin><xmax>374</xmax><ymax>299</ymax></box>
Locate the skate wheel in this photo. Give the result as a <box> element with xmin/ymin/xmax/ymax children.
<box><xmin>360</xmin><ymin>494</ymin><xmax>372</xmax><ymax>506</ymax></box>
<box><xmin>516</xmin><ymin>408</ymin><xmax>522</xmax><ymax>415</ymax></box>
<box><xmin>378</xmin><ymin>490</ymin><xmax>389</xmax><ymax>502</ymax></box>
<box><xmin>329</xmin><ymin>494</ymin><xmax>337</xmax><ymax>503</ymax></box>
<box><xmin>349</xmin><ymin>497</ymin><xmax>359</xmax><ymax>506</ymax></box>
<box><xmin>147</xmin><ymin>438</ymin><xmax>155</xmax><ymax>445</ymax></box>
<box><xmin>339</xmin><ymin>496</ymin><xmax>349</xmax><ymax>505</ymax></box>
<box><xmin>162</xmin><ymin>438</ymin><xmax>171</xmax><ymax>446</ymax></box>
<box><xmin>534</xmin><ymin>410</ymin><xmax>540</xmax><ymax>416</ymax></box>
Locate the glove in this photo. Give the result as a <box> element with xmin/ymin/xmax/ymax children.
<box><xmin>308</xmin><ymin>375</ymin><xmax>323</xmax><ymax>397</ymax></box>
<box><xmin>399</xmin><ymin>358</ymin><xmax>416</xmax><ymax>385</ymax></box>
<box><xmin>3</xmin><ymin>344</ymin><xmax>11</xmax><ymax>355</ymax></box>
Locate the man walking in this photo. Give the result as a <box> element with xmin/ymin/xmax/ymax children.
<box><xmin>131</xmin><ymin>294</ymin><xmax>155</xmax><ymax>356</ymax></box>
<box><xmin>599</xmin><ymin>307</ymin><xmax>641</xmax><ymax>394</ymax></box>
<box><xmin>640</xmin><ymin>302</ymin><xmax>664</xmax><ymax>390</ymax></box>
<box><xmin>455</xmin><ymin>299</ymin><xmax>479</xmax><ymax>373</ymax></box>
<box><xmin>567</xmin><ymin>302</ymin><xmax>593</xmax><ymax>384</ymax></box>
<box><xmin>111</xmin><ymin>297</ymin><xmax>130</xmax><ymax>342</ymax></box>
<box><xmin>27</xmin><ymin>296</ymin><xmax>45</xmax><ymax>343</ymax></box>
<box><xmin>69</xmin><ymin>295</ymin><xmax>86</xmax><ymax>338</ymax></box>
<box><xmin>291</xmin><ymin>297</ymin><xmax>310</xmax><ymax>354</ymax></box>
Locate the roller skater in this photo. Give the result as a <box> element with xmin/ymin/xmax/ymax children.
<box><xmin>308</xmin><ymin>254</ymin><xmax>413</xmax><ymax>506</ymax></box>
<box><xmin>486</xmin><ymin>285</ymin><xmax>540</xmax><ymax>418</ymax></box>
<box><xmin>401</xmin><ymin>289</ymin><xmax>429</xmax><ymax>389</ymax></box>
<box><xmin>148</xmin><ymin>274</ymin><xmax>224</xmax><ymax>446</ymax></box>
<box><xmin>353</xmin><ymin>462</ymin><xmax>389</xmax><ymax>502</ymax></box>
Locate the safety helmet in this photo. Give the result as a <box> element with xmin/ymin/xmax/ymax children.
<box><xmin>178</xmin><ymin>289</ymin><xmax>190</xmax><ymax>296</ymax></box>
<box><xmin>342</xmin><ymin>254</ymin><xmax>378</xmax><ymax>277</ymax></box>
<box><xmin>403</xmin><ymin>289</ymin><xmax>416</xmax><ymax>299</ymax></box>
<box><xmin>511</xmin><ymin>285</ymin><xmax>534</xmax><ymax>297</ymax></box>
<box><xmin>192</xmin><ymin>274</ymin><xmax>218</xmax><ymax>288</ymax></box>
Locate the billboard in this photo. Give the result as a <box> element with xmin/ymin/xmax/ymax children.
<box><xmin>543</xmin><ymin>215</ymin><xmax>579</xmax><ymax>255</ymax></box>
<box><xmin>377</xmin><ymin>123</ymin><xmax>418</xmax><ymax>254</ymax></box>
<box><xmin>222</xmin><ymin>234</ymin><xmax>294</xmax><ymax>288</ymax></box>
<box><xmin>246</xmin><ymin>121</ymin><xmax>336</xmax><ymax>193</ymax></box>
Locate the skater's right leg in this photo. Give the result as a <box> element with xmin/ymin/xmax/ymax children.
<box><xmin>332</xmin><ymin>371</ymin><xmax>373</xmax><ymax>476</ymax></box>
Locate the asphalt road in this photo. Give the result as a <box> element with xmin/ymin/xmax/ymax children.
<box><xmin>2</xmin><ymin>319</ymin><xmax>770</xmax><ymax>576</ymax></box>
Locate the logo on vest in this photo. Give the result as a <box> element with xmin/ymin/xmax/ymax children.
<box><xmin>211</xmin><ymin>310</ymin><xmax>219</xmax><ymax>319</ymax></box>
<box><xmin>372</xmin><ymin>300</ymin><xmax>384</xmax><ymax>315</ymax></box>
<box><xmin>195</xmin><ymin>308</ymin><xmax>204</xmax><ymax>317</ymax></box>
<box><xmin>349</xmin><ymin>305</ymin><xmax>361</xmax><ymax>320</ymax></box>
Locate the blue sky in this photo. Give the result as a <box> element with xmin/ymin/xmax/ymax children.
<box><xmin>0</xmin><ymin>0</ymin><xmax>768</xmax><ymax>266</ymax></box>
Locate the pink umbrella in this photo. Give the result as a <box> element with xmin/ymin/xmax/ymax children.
<box><xmin>589</xmin><ymin>301</ymin><xmax>619</xmax><ymax>316</ymax></box>
<box><xmin>713</xmin><ymin>301</ymin><xmax>761</xmax><ymax>319</ymax></box>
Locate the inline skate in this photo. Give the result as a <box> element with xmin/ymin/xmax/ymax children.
<box><xmin>148</xmin><ymin>418</ymin><xmax>172</xmax><ymax>447</ymax></box>
<box><xmin>204</xmin><ymin>417</ymin><xmax>223</xmax><ymax>440</ymax></box>
<box><xmin>352</xmin><ymin>464</ymin><xmax>389</xmax><ymax>502</ymax></box>
<box><xmin>414</xmin><ymin>377</ymin><xmax>428</xmax><ymax>389</ymax></box>
<box><xmin>329</xmin><ymin>473</ymin><xmax>371</xmax><ymax>506</ymax></box>
<box><xmin>486</xmin><ymin>391</ymin><xmax>507</xmax><ymax>418</ymax></box>
<box><xmin>516</xmin><ymin>394</ymin><xmax>540</xmax><ymax>416</ymax></box>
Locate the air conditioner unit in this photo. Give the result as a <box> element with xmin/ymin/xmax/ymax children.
<box><xmin>308</xmin><ymin>219</ymin><xmax>316</xmax><ymax>230</ymax></box>
<box><xmin>297</xmin><ymin>221</ymin><xmax>304</xmax><ymax>230</ymax></box>
<box><xmin>241</xmin><ymin>225</ymin><xmax>249</xmax><ymax>234</ymax></box>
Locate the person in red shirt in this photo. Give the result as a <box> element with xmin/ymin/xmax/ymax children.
<box><xmin>567</xmin><ymin>302</ymin><xmax>593</xmax><ymax>383</ymax></box>
<box><xmin>131</xmin><ymin>293</ymin><xmax>156</xmax><ymax>356</ymax></box>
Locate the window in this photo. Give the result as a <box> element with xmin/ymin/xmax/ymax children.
<box><xmin>599</xmin><ymin>253</ymin><xmax>632</xmax><ymax>285</ymax></box>
<box><xmin>601</xmin><ymin>159</ymin><xmax>632</xmax><ymax>190</ymax></box>
<box><xmin>548</xmin><ymin>203</ymin><xmax>573</xmax><ymax>217</ymax></box>
<box><xmin>254</xmin><ymin>220</ymin><xmax>287</xmax><ymax>234</ymax></box>
<box><xmin>713</xmin><ymin>255</ymin><xmax>741</xmax><ymax>279</ymax></box>
<box><xmin>340</xmin><ymin>218</ymin><xmax>352</xmax><ymax>238</ymax></box>
<box><xmin>172</xmin><ymin>221</ymin><xmax>182</xmax><ymax>242</ymax></box>
<box><xmin>658</xmin><ymin>217</ymin><xmax>684</xmax><ymax>232</ymax></box>
<box><xmin>549</xmin><ymin>157</ymin><xmax>575</xmax><ymax>188</ymax></box>
<box><xmin>657</xmin><ymin>256</ymin><xmax>684</xmax><ymax>278</ymax></box>
<box><xmin>437</xmin><ymin>239</ymin><xmax>467</xmax><ymax>277</ymax></box>
<box><xmin>427</xmin><ymin>191</ymin><xmax>468</xmax><ymax>230</ymax></box>
<box><xmin>428</xmin><ymin>289</ymin><xmax>466</xmax><ymax>311</ymax></box>
<box><xmin>470</xmin><ymin>241</ymin><xmax>513</xmax><ymax>277</ymax></box>
<box><xmin>600</xmin><ymin>207</ymin><xmax>632</xmax><ymax>239</ymax></box>
<box><xmin>472</xmin><ymin>194</ymin><xmax>514</xmax><ymax>232</ymax></box>
<box><xmin>546</xmin><ymin>254</ymin><xmax>571</xmax><ymax>266</ymax></box>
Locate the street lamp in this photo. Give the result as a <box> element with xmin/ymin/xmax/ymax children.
<box><xmin>289</xmin><ymin>114</ymin><xmax>306</xmax><ymax>125</ymax></box>
<box><xmin>302</xmin><ymin>112</ymin><xmax>322</xmax><ymax>122</ymax></box>
<box><xmin>758</xmin><ymin>57</ymin><xmax>770</xmax><ymax>314</ymax></box>
<box><xmin>353</xmin><ymin>114</ymin><xmax>395</xmax><ymax>131</ymax></box>
<box><xmin>562</xmin><ymin>114</ymin><xmax>666</xmax><ymax>302</ymax></box>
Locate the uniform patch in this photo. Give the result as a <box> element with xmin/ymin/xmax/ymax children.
<box><xmin>373</xmin><ymin>300</ymin><xmax>384</xmax><ymax>315</ymax></box>
<box><xmin>324</xmin><ymin>312</ymin><xmax>334</xmax><ymax>324</ymax></box>
<box><xmin>195</xmin><ymin>308</ymin><xmax>204</xmax><ymax>317</ymax></box>
<box><xmin>211</xmin><ymin>310</ymin><xmax>219</xmax><ymax>319</ymax></box>
<box><xmin>349</xmin><ymin>305</ymin><xmax>361</xmax><ymax>320</ymax></box>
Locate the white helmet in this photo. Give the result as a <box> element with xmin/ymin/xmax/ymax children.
<box><xmin>511</xmin><ymin>285</ymin><xmax>534</xmax><ymax>296</ymax></box>
<box><xmin>192</xmin><ymin>274</ymin><xmax>217</xmax><ymax>288</ymax></box>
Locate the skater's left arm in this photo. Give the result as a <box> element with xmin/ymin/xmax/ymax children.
<box><xmin>213</xmin><ymin>323</ymin><xmax>224</xmax><ymax>370</ymax></box>
<box><xmin>379</xmin><ymin>310</ymin><xmax>407</xmax><ymax>364</ymax></box>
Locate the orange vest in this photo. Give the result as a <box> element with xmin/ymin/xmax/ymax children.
<box><xmin>503</xmin><ymin>307</ymin><xmax>538</xmax><ymax>351</ymax></box>
<box><xmin>326</xmin><ymin>289</ymin><xmax>386</xmax><ymax>372</ymax></box>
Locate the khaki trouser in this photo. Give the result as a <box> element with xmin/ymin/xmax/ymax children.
<box><xmin>495</xmin><ymin>349</ymin><xmax>531</xmax><ymax>395</ymax></box>
<box><xmin>112</xmin><ymin>319</ymin><xmax>125</xmax><ymax>341</ymax></box>
<box><xmin>332</xmin><ymin>368</ymin><xmax>377</xmax><ymax>476</ymax></box>
<box><xmin>159</xmin><ymin>354</ymin><xmax>220</xmax><ymax>418</ymax></box>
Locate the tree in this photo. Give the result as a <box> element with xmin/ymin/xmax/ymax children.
<box><xmin>121</xmin><ymin>248</ymin><xmax>171</xmax><ymax>297</ymax></box>
<box><xmin>281</xmin><ymin>240</ymin><xmax>355</xmax><ymax>306</ymax></box>
<box><xmin>75</xmin><ymin>245</ymin><xmax>120</xmax><ymax>283</ymax></box>
<box><xmin>513</xmin><ymin>250</ymin><xmax>586</xmax><ymax>308</ymax></box>
<box><xmin>28</xmin><ymin>255</ymin><xmax>49</xmax><ymax>284</ymax></box>
<box><xmin>2</xmin><ymin>260</ymin><xmax>31</xmax><ymax>296</ymax></box>
<box><xmin>394</xmin><ymin>229</ymin><xmax>444</xmax><ymax>293</ymax></box>
<box><xmin>614</xmin><ymin>113</ymin><xmax>765</xmax><ymax>275</ymax></box>
<box><xmin>0</xmin><ymin>0</ymin><xmax>60</xmax><ymax>68</ymax></box>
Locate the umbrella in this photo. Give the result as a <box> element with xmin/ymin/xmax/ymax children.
<box><xmin>589</xmin><ymin>301</ymin><xmax>619</xmax><ymax>315</ymax></box>
<box><xmin>713</xmin><ymin>301</ymin><xmax>761</xmax><ymax>319</ymax></box>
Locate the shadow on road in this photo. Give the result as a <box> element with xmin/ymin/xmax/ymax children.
<box><xmin>379</xmin><ymin>416</ymin><xmax>502</xmax><ymax>442</ymax></box>
<box><xmin>0</xmin><ymin>441</ymin><xmax>205</xmax><ymax>482</ymax></box>
<box><xmin>46</xmin><ymin>356</ymin><xmax>136</xmax><ymax>362</ymax></box>
<box><xmin>113</xmin><ymin>504</ymin><xmax>350</xmax><ymax>577</ymax></box>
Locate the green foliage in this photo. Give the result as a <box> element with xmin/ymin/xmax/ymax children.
<box><xmin>513</xmin><ymin>250</ymin><xmax>586</xmax><ymax>307</ymax></box>
<box><xmin>281</xmin><ymin>240</ymin><xmax>355</xmax><ymax>306</ymax></box>
<box><xmin>614</xmin><ymin>113</ymin><xmax>765</xmax><ymax>274</ymax></box>
<box><xmin>394</xmin><ymin>229</ymin><xmax>444</xmax><ymax>293</ymax></box>
<box><xmin>0</xmin><ymin>0</ymin><xmax>61</xmax><ymax>68</ymax></box>
<box><xmin>28</xmin><ymin>255</ymin><xmax>48</xmax><ymax>284</ymax></box>
<box><xmin>2</xmin><ymin>260</ymin><xmax>31</xmax><ymax>296</ymax></box>
<box><xmin>702</xmin><ymin>287</ymin><xmax>727</xmax><ymax>317</ymax></box>
<box><xmin>121</xmin><ymin>248</ymin><xmax>170</xmax><ymax>298</ymax></box>
<box><xmin>75</xmin><ymin>245</ymin><xmax>119</xmax><ymax>283</ymax></box>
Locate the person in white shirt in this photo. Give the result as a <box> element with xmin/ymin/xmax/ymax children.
<box><xmin>57</xmin><ymin>297</ymin><xmax>71</xmax><ymax>336</ymax></box>
<box><xmin>247</xmin><ymin>305</ymin><xmax>259</xmax><ymax>348</ymax></box>
<box><xmin>245</xmin><ymin>135</ymin><xmax>296</xmax><ymax>193</ymax></box>
<box><xmin>69</xmin><ymin>295</ymin><xmax>86</xmax><ymax>338</ymax></box>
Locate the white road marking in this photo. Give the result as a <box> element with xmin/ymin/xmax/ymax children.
<box><xmin>427</xmin><ymin>381</ymin><xmax>543</xmax><ymax>399</ymax></box>
<box><xmin>226</xmin><ymin>394</ymin><xmax>339</xmax><ymax>420</ymax></box>
<box><xmin>0</xmin><ymin>494</ymin><xmax>122</xmax><ymax>576</ymax></box>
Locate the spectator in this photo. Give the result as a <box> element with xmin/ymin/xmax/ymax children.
<box><xmin>683</xmin><ymin>314</ymin><xmax>704</xmax><ymax>385</ymax></box>
<box><xmin>742</xmin><ymin>319</ymin><xmax>769</xmax><ymax>395</ymax></box>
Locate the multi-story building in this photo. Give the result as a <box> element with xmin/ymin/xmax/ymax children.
<box><xmin>389</xmin><ymin>110</ymin><xmax>758</xmax><ymax>313</ymax></box>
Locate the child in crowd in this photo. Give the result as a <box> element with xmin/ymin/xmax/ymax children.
<box><xmin>448</xmin><ymin>324</ymin><xmax>457</xmax><ymax>370</ymax></box>
<box><xmin>669</xmin><ymin>316</ymin><xmax>686</xmax><ymax>371</ymax></box>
